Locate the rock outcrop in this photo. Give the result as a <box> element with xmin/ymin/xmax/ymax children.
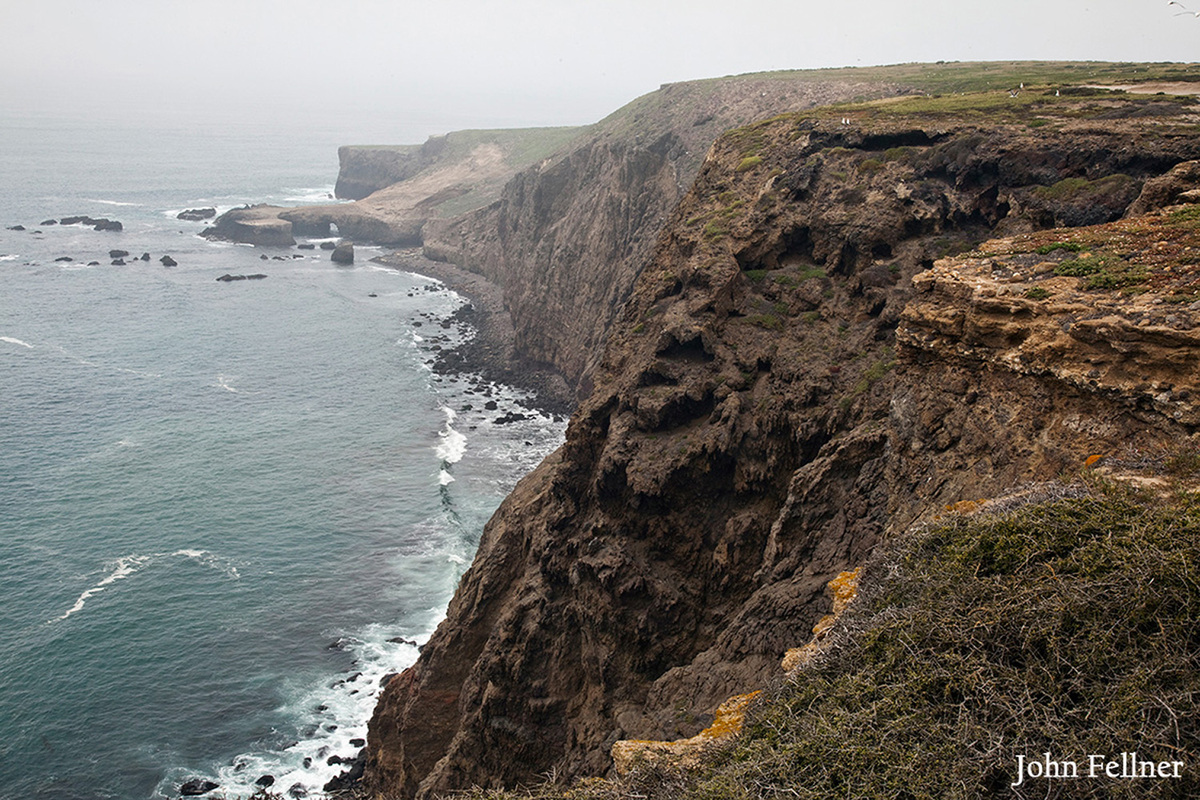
<box><xmin>202</xmin><ymin>205</ymin><xmax>295</xmax><ymax>247</ymax></box>
<box><xmin>362</xmin><ymin>84</ymin><xmax>1200</xmax><ymax>799</ymax></box>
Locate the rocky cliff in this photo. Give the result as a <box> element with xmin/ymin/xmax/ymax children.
<box><xmin>420</xmin><ymin>75</ymin><xmax>916</xmax><ymax>393</ymax></box>
<box><xmin>361</xmin><ymin>78</ymin><xmax>1200</xmax><ymax>798</ymax></box>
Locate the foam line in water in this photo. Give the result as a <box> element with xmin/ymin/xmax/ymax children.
<box><xmin>84</xmin><ymin>198</ymin><xmax>142</xmax><ymax>207</ymax></box>
<box><xmin>280</xmin><ymin>186</ymin><xmax>339</xmax><ymax>204</ymax></box>
<box><xmin>0</xmin><ymin>254</ymin><xmax>19</xmax><ymax>262</ymax></box>
<box><xmin>50</xmin><ymin>550</ymin><xmax>239</xmax><ymax>623</ymax></box>
<box><xmin>1</xmin><ymin>336</ymin><xmax>34</xmax><ymax>348</ymax></box>
<box><xmin>205</xmin><ymin>626</ymin><xmax>426</xmax><ymax>799</ymax></box>
<box><xmin>435</xmin><ymin>407</ymin><xmax>467</xmax><ymax>465</ymax></box>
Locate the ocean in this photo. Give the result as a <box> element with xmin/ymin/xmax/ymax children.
<box><xmin>0</xmin><ymin>109</ymin><xmax>565</xmax><ymax>799</ymax></box>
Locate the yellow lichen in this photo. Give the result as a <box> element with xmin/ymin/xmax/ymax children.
<box><xmin>781</xmin><ymin>568</ymin><xmax>861</xmax><ymax>673</ymax></box>
<box><xmin>610</xmin><ymin>691</ymin><xmax>761</xmax><ymax>775</ymax></box>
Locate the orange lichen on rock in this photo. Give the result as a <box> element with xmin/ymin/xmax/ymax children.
<box><xmin>782</xmin><ymin>568</ymin><xmax>860</xmax><ymax>672</ymax></box>
<box><xmin>610</xmin><ymin>691</ymin><xmax>762</xmax><ymax>776</ymax></box>
<box><xmin>1085</xmin><ymin>454</ymin><xmax>1105</xmax><ymax>468</ymax></box>
<box><xmin>945</xmin><ymin>499</ymin><xmax>984</xmax><ymax>514</ymax></box>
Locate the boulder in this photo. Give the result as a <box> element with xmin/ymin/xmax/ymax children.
<box><xmin>330</xmin><ymin>242</ymin><xmax>354</xmax><ymax>264</ymax></box>
<box><xmin>323</xmin><ymin>750</ymin><xmax>366</xmax><ymax>794</ymax></box>
<box><xmin>92</xmin><ymin>219</ymin><xmax>122</xmax><ymax>232</ymax></box>
<box><xmin>109</xmin><ymin>249</ymin><xmax>129</xmax><ymax>259</ymax></box>
<box><xmin>217</xmin><ymin>274</ymin><xmax>247</xmax><ymax>282</ymax></box>
<box><xmin>7</xmin><ymin>225</ymin><xmax>25</xmax><ymax>231</ymax></box>
<box><xmin>319</xmin><ymin>241</ymin><xmax>336</xmax><ymax>250</ymax></box>
<box><xmin>140</xmin><ymin>252</ymin><xmax>150</xmax><ymax>261</ymax></box>
<box><xmin>160</xmin><ymin>255</ymin><xmax>177</xmax><ymax>267</ymax></box>
<box><xmin>54</xmin><ymin>256</ymin><xmax>72</xmax><ymax>262</ymax></box>
<box><xmin>40</xmin><ymin>219</ymin><xmax>57</xmax><ymax>226</ymax></box>
<box><xmin>297</xmin><ymin>243</ymin><xmax>316</xmax><ymax>250</ymax></box>
<box><xmin>177</xmin><ymin>207</ymin><xmax>217</xmax><ymax>221</ymax></box>
<box><xmin>179</xmin><ymin>779</ymin><xmax>219</xmax><ymax>796</ymax></box>
<box><xmin>111</xmin><ymin>258</ymin><xmax>126</xmax><ymax>265</ymax></box>
<box><xmin>255</xmin><ymin>775</ymin><xmax>276</xmax><ymax>788</ymax></box>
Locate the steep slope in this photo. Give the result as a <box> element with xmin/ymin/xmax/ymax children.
<box><xmin>361</xmin><ymin>86</ymin><xmax>1200</xmax><ymax>798</ymax></box>
<box><xmin>420</xmin><ymin>62</ymin><xmax>1200</xmax><ymax>396</ymax></box>
<box><xmin>420</xmin><ymin>75</ymin><xmax>914</xmax><ymax>394</ymax></box>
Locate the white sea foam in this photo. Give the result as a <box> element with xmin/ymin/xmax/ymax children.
<box><xmin>0</xmin><ymin>254</ymin><xmax>19</xmax><ymax>262</ymax></box>
<box><xmin>435</xmin><ymin>407</ymin><xmax>467</xmax><ymax>465</ymax></box>
<box><xmin>438</xmin><ymin>469</ymin><xmax>455</xmax><ymax>486</ymax></box>
<box><xmin>208</xmin><ymin>625</ymin><xmax>425</xmax><ymax>799</ymax></box>
<box><xmin>85</xmin><ymin>198</ymin><xmax>142</xmax><ymax>207</ymax></box>
<box><xmin>51</xmin><ymin>550</ymin><xmax>239</xmax><ymax>623</ymax></box>
<box><xmin>281</xmin><ymin>186</ymin><xmax>339</xmax><ymax>204</ymax></box>
<box><xmin>1</xmin><ymin>336</ymin><xmax>34</xmax><ymax>348</ymax></box>
<box><xmin>54</xmin><ymin>555</ymin><xmax>150</xmax><ymax>621</ymax></box>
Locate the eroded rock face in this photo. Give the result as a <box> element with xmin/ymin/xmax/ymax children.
<box><xmin>421</xmin><ymin>77</ymin><xmax>916</xmax><ymax>395</ymax></box>
<box><xmin>364</xmin><ymin>98</ymin><xmax>1200</xmax><ymax>799</ymax></box>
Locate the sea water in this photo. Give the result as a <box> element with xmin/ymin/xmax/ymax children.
<box><xmin>0</xmin><ymin>110</ymin><xmax>565</xmax><ymax>799</ymax></box>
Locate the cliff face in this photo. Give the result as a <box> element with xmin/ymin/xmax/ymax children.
<box><xmin>421</xmin><ymin>77</ymin><xmax>914</xmax><ymax>393</ymax></box>
<box><xmin>363</xmin><ymin>88</ymin><xmax>1200</xmax><ymax>799</ymax></box>
<box><xmin>334</xmin><ymin>144</ymin><xmax>426</xmax><ymax>200</ymax></box>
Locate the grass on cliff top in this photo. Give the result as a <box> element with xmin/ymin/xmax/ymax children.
<box><xmin>726</xmin><ymin>60</ymin><xmax>1200</xmax><ymax>95</ymax></box>
<box><xmin>464</xmin><ymin>481</ymin><xmax>1200</xmax><ymax>800</ymax></box>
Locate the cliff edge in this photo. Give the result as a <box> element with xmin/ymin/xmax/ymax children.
<box><xmin>361</xmin><ymin>76</ymin><xmax>1200</xmax><ymax>798</ymax></box>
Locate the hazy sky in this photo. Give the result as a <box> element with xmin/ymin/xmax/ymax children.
<box><xmin>1</xmin><ymin>0</ymin><xmax>1196</xmax><ymax>142</ymax></box>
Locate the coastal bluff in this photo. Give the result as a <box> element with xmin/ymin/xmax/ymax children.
<box><xmin>352</xmin><ymin>64</ymin><xmax>1200</xmax><ymax>799</ymax></box>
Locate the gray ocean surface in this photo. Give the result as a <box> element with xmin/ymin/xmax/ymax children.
<box><xmin>0</xmin><ymin>109</ymin><xmax>565</xmax><ymax>799</ymax></box>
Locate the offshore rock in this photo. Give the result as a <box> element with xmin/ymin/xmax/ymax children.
<box><xmin>177</xmin><ymin>207</ymin><xmax>217</xmax><ymax>221</ymax></box>
<box><xmin>330</xmin><ymin>242</ymin><xmax>354</xmax><ymax>264</ymax></box>
<box><xmin>202</xmin><ymin>205</ymin><xmax>295</xmax><ymax>247</ymax></box>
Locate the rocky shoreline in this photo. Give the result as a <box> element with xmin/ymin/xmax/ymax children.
<box><xmin>373</xmin><ymin>249</ymin><xmax>575</xmax><ymax>417</ymax></box>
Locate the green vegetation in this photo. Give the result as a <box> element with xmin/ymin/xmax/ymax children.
<box><xmin>1053</xmin><ymin>254</ymin><xmax>1148</xmax><ymax>290</ymax></box>
<box><xmin>467</xmin><ymin>485</ymin><xmax>1200</xmax><ymax>799</ymax></box>
<box><xmin>1033</xmin><ymin>173</ymin><xmax>1137</xmax><ymax>202</ymax></box>
<box><xmin>1024</xmin><ymin>286</ymin><xmax>1051</xmax><ymax>300</ymax></box>
<box><xmin>743</xmin><ymin>269</ymin><xmax>767</xmax><ymax>283</ymax></box>
<box><xmin>748</xmin><ymin>313</ymin><xmax>784</xmax><ymax>331</ymax></box>
<box><xmin>736</xmin><ymin>155</ymin><xmax>764</xmax><ymax>173</ymax></box>
<box><xmin>1034</xmin><ymin>241</ymin><xmax>1084</xmax><ymax>255</ymax></box>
